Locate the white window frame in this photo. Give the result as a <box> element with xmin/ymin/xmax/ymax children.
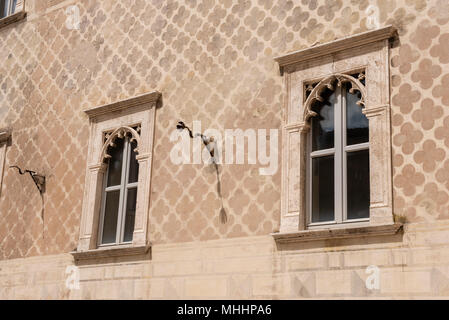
<box><xmin>306</xmin><ymin>84</ymin><xmax>370</xmax><ymax>229</ymax></box>
<box><xmin>98</xmin><ymin>136</ymin><xmax>139</xmax><ymax>246</ymax></box>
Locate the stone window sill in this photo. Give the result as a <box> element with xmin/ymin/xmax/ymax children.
<box><xmin>0</xmin><ymin>11</ymin><xmax>27</xmax><ymax>30</ymax></box>
<box><xmin>70</xmin><ymin>244</ymin><xmax>151</xmax><ymax>261</ymax></box>
<box><xmin>271</xmin><ymin>223</ymin><xmax>403</xmax><ymax>244</ymax></box>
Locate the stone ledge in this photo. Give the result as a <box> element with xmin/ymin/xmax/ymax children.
<box><xmin>271</xmin><ymin>223</ymin><xmax>403</xmax><ymax>244</ymax></box>
<box><xmin>0</xmin><ymin>11</ymin><xmax>27</xmax><ymax>30</ymax></box>
<box><xmin>70</xmin><ymin>244</ymin><xmax>151</xmax><ymax>261</ymax></box>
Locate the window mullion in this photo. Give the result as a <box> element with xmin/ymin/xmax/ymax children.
<box><xmin>7</xmin><ymin>0</ymin><xmax>12</xmax><ymax>15</ymax></box>
<box><xmin>342</xmin><ymin>84</ymin><xmax>348</xmax><ymax>222</ymax></box>
<box><xmin>335</xmin><ymin>85</ymin><xmax>343</xmax><ymax>224</ymax></box>
<box><xmin>115</xmin><ymin>138</ymin><xmax>129</xmax><ymax>244</ymax></box>
<box><xmin>98</xmin><ymin>161</ymin><xmax>110</xmax><ymax>246</ymax></box>
<box><xmin>119</xmin><ymin>138</ymin><xmax>132</xmax><ymax>243</ymax></box>
<box><xmin>307</xmin><ymin>127</ymin><xmax>312</xmax><ymax>225</ymax></box>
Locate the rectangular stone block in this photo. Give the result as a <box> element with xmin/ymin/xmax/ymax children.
<box><xmin>391</xmin><ymin>249</ymin><xmax>409</xmax><ymax>266</ymax></box>
<box><xmin>114</xmin><ymin>264</ymin><xmax>143</xmax><ymax>279</ymax></box>
<box><xmin>134</xmin><ymin>279</ymin><xmax>150</xmax><ymax>299</ymax></box>
<box><xmin>185</xmin><ymin>277</ymin><xmax>228</xmax><ymax>298</ymax></box>
<box><xmin>286</xmin><ymin>253</ymin><xmax>327</xmax><ymax>271</ymax></box>
<box><xmin>153</xmin><ymin>260</ymin><xmax>202</xmax><ymax>276</ymax></box>
<box><xmin>210</xmin><ymin>257</ymin><xmax>272</xmax><ymax>274</ymax></box>
<box><xmin>344</xmin><ymin>250</ymin><xmax>390</xmax><ymax>267</ymax></box>
<box><xmin>328</xmin><ymin>253</ymin><xmax>342</xmax><ymax>268</ymax></box>
<box><xmin>252</xmin><ymin>274</ymin><xmax>291</xmax><ymax>297</ymax></box>
<box><xmin>380</xmin><ymin>270</ymin><xmax>432</xmax><ymax>294</ymax></box>
<box><xmin>316</xmin><ymin>270</ymin><xmax>352</xmax><ymax>295</ymax></box>
<box><xmin>79</xmin><ymin>266</ymin><xmax>104</xmax><ymax>281</ymax></box>
<box><xmin>411</xmin><ymin>248</ymin><xmax>449</xmax><ymax>266</ymax></box>
<box><xmin>149</xmin><ymin>278</ymin><xmax>165</xmax><ymax>299</ymax></box>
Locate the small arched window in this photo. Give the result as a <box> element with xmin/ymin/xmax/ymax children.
<box><xmin>99</xmin><ymin>134</ymin><xmax>139</xmax><ymax>245</ymax></box>
<box><xmin>308</xmin><ymin>81</ymin><xmax>370</xmax><ymax>226</ymax></box>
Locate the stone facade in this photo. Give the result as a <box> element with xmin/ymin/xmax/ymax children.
<box><xmin>0</xmin><ymin>0</ymin><xmax>449</xmax><ymax>299</ymax></box>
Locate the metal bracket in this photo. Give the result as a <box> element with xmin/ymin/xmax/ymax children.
<box><xmin>10</xmin><ymin>166</ymin><xmax>46</xmax><ymax>195</ymax></box>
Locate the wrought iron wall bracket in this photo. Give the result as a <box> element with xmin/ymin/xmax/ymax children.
<box><xmin>10</xmin><ymin>166</ymin><xmax>46</xmax><ymax>195</ymax></box>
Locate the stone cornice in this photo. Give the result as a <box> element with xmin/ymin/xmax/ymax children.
<box><xmin>85</xmin><ymin>91</ymin><xmax>161</xmax><ymax>119</ymax></box>
<box><xmin>274</xmin><ymin>25</ymin><xmax>397</xmax><ymax>74</ymax></box>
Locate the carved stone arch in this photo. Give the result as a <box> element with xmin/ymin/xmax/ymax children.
<box><xmin>99</xmin><ymin>126</ymin><xmax>141</xmax><ymax>163</ymax></box>
<box><xmin>303</xmin><ymin>73</ymin><xmax>367</xmax><ymax>122</ymax></box>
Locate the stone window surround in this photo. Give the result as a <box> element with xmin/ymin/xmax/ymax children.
<box><xmin>273</xmin><ymin>26</ymin><xmax>402</xmax><ymax>242</ymax></box>
<box><xmin>72</xmin><ymin>91</ymin><xmax>161</xmax><ymax>260</ymax></box>
<box><xmin>0</xmin><ymin>129</ymin><xmax>10</xmax><ymax>198</ymax></box>
<box><xmin>0</xmin><ymin>0</ymin><xmax>26</xmax><ymax>30</ymax></box>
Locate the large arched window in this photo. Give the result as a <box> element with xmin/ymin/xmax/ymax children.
<box><xmin>307</xmin><ymin>80</ymin><xmax>370</xmax><ymax>226</ymax></box>
<box><xmin>99</xmin><ymin>133</ymin><xmax>139</xmax><ymax>245</ymax></box>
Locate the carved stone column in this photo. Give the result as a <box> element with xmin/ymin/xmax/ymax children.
<box><xmin>132</xmin><ymin>153</ymin><xmax>152</xmax><ymax>247</ymax></box>
<box><xmin>363</xmin><ymin>105</ymin><xmax>394</xmax><ymax>225</ymax></box>
<box><xmin>77</xmin><ymin>163</ymin><xmax>107</xmax><ymax>251</ymax></box>
<box><xmin>280</xmin><ymin>122</ymin><xmax>310</xmax><ymax>233</ymax></box>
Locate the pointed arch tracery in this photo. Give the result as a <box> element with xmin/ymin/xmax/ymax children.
<box><xmin>303</xmin><ymin>73</ymin><xmax>367</xmax><ymax>122</ymax></box>
<box><xmin>99</xmin><ymin>125</ymin><xmax>141</xmax><ymax>163</ymax></box>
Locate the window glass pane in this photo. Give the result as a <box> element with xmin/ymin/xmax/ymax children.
<box><xmin>128</xmin><ymin>140</ymin><xmax>139</xmax><ymax>184</ymax></box>
<box><xmin>123</xmin><ymin>188</ymin><xmax>137</xmax><ymax>242</ymax></box>
<box><xmin>101</xmin><ymin>190</ymin><xmax>120</xmax><ymax>244</ymax></box>
<box><xmin>312</xmin><ymin>156</ymin><xmax>334</xmax><ymax>223</ymax></box>
<box><xmin>346</xmin><ymin>88</ymin><xmax>369</xmax><ymax>145</ymax></box>
<box><xmin>106</xmin><ymin>138</ymin><xmax>124</xmax><ymax>187</ymax></box>
<box><xmin>347</xmin><ymin>149</ymin><xmax>370</xmax><ymax>220</ymax></box>
<box><xmin>311</xmin><ymin>90</ymin><xmax>336</xmax><ymax>151</ymax></box>
<box><xmin>11</xmin><ymin>0</ymin><xmax>16</xmax><ymax>14</ymax></box>
<box><xmin>0</xmin><ymin>0</ymin><xmax>7</xmax><ymax>18</ymax></box>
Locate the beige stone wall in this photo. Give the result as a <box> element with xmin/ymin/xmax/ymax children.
<box><xmin>0</xmin><ymin>0</ymin><xmax>449</xmax><ymax>299</ymax></box>
<box><xmin>2</xmin><ymin>221</ymin><xmax>449</xmax><ymax>299</ymax></box>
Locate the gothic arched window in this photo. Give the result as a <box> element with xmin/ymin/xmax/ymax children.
<box><xmin>308</xmin><ymin>81</ymin><xmax>370</xmax><ymax>226</ymax></box>
<box><xmin>99</xmin><ymin>133</ymin><xmax>139</xmax><ymax>245</ymax></box>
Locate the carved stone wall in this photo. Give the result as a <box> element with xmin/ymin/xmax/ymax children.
<box><xmin>0</xmin><ymin>0</ymin><xmax>448</xmax><ymax>263</ymax></box>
